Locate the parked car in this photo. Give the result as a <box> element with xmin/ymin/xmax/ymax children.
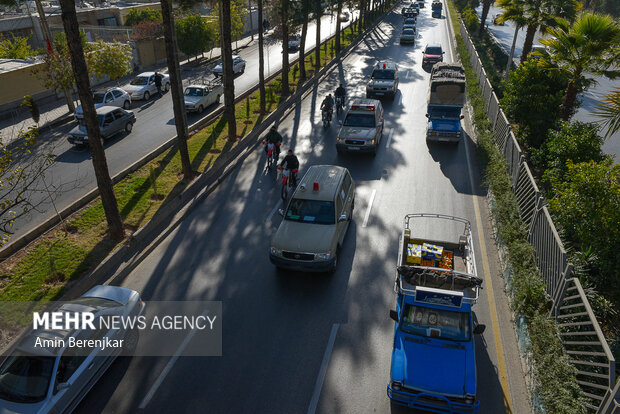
<box><xmin>0</xmin><ymin>285</ymin><xmax>144</xmax><ymax>414</ymax></box>
<box><xmin>400</xmin><ymin>28</ymin><xmax>416</xmax><ymax>44</ymax></box>
<box><xmin>269</xmin><ymin>165</ymin><xmax>355</xmax><ymax>273</ymax></box>
<box><xmin>184</xmin><ymin>81</ymin><xmax>223</xmax><ymax>114</ymax></box>
<box><xmin>124</xmin><ymin>72</ymin><xmax>170</xmax><ymax>101</ymax></box>
<box><xmin>74</xmin><ymin>87</ymin><xmax>130</xmax><ymax>120</ymax></box>
<box><xmin>422</xmin><ymin>43</ymin><xmax>445</xmax><ymax>67</ymax></box>
<box><xmin>212</xmin><ymin>55</ymin><xmax>246</xmax><ymax>77</ymax></box>
<box><xmin>68</xmin><ymin>106</ymin><xmax>135</xmax><ymax>146</ymax></box>
<box><xmin>288</xmin><ymin>34</ymin><xmax>302</xmax><ymax>52</ymax></box>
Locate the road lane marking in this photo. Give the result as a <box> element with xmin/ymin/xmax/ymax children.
<box><xmin>139</xmin><ymin>309</ymin><xmax>208</xmax><ymax>409</ymax></box>
<box><xmin>362</xmin><ymin>189</ymin><xmax>377</xmax><ymax>228</ymax></box>
<box><xmin>307</xmin><ymin>323</ymin><xmax>339</xmax><ymax>414</ymax></box>
<box><xmin>464</xmin><ymin>134</ymin><xmax>513</xmax><ymax>412</ymax></box>
<box><xmin>397</xmin><ymin>93</ymin><xmax>403</xmax><ymax>106</ymax></box>
<box><xmin>406</xmin><ymin>69</ymin><xmax>411</xmax><ymax>79</ymax></box>
<box><xmin>385</xmin><ymin>128</ymin><xmax>394</xmax><ymax>148</ymax></box>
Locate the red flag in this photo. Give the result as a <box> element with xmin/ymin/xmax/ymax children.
<box><xmin>46</xmin><ymin>37</ymin><xmax>53</xmax><ymax>55</ymax></box>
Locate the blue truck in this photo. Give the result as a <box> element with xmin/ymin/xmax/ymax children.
<box><xmin>426</xmin><ymin>63</ymin><xmax>466</xmax><ymax>144</ymax></box>
<box><xmin>431</xmin><ymin>0</ymin><xmax>442</xmax><ymax>17</ymax></box>
<box><xmin>387</xmin><ymin>214</ymin><xmax>485</xmax><ymax>413</ymax></box>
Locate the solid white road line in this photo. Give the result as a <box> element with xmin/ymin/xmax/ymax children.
<box><xmin>139</xmin><ymin>310</ymin><xmax>208</xmax><ymax>409</ymax></box>
<box><xmin>307</xmin><ymin>323</ymin><xmax>340</xmax><ymax>414</ymax></box>
<box><xmin>362</xmin><ymin>189</ymin><xmax>377</xmax><ymax>228</ymax></box>
<box><xmin>386</xmin><ymin>128</ymin><xmax>394</xmax><ymax>148</ymax></box>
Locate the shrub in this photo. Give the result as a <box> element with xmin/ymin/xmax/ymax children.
<box><xmin>462</xmin><ymin>7</ymin><xmax>479</xmax><ymax>32</ymax></box>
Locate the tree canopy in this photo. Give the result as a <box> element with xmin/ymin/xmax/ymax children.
<box><xmin>125</xmin><ymin>7</ymin><xmax>162</xmax><ymax>26</ymax></box>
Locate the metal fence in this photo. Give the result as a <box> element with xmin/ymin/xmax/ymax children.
<box><xmin>458</xmin><ymin>20</ymin><xmax>618</xmax><ymax>412</ymax></box>
<box><xmin>50</xmin><ymin>24</ymin><xmax>134</xmax><ymax>43</ymax></box>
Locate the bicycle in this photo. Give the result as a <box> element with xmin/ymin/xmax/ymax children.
<box><xmin>262</xmin><ymin>141</ymin><xmax>280</xmax><ymax>168</ymax></box>
<box><xmin>335</xmin><ymin>95</ymin><xmax>345</xmax><ymax>114</ymax></box>
<box><xmin>278</xmin><ymin>166</ymin><xmax>298</xmax><ymax>201</ymax></box>
<box><xmin>322</xmin><ymin>108</ymin><xmax>332</xmax><ymax>128</ymax></box>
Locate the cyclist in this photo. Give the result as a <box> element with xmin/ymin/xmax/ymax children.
<box><xmin>335</xmin><ymin>84</ymin><xmax>346</xmax><ymax>111</ymax></box>
<box><xmin>264</xmin><ymin>126</ymin><xmax>283</xmax><ymax>159</ymax></box>
<box><xmin>280</xmin><ymin>149</ymin><xmax>300</xmax><ymax>187</ymax></box>
<box><xmin>320</xmin><ymin>94</ymin><xmax>334</xmax><ymax>121</ymax></box>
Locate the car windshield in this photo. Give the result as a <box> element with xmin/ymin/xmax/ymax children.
<box><xmin>130</xmin><ymin>76</ymin><xmax>149</xmax><ymax>86</ymax></box>
<box><xmin>425</xmin><ymin>47</ymin><xmax>443</xmax><ymax>55</ymax></box>
<box><xmin>0</xmin><ymin>353</ymin><xmax>55</xmax><ymax>403</ymax></box>
<box><xmin>372</xmin><ymin>69</ymin><xmax>395</xmax><ymax>80</ymax></box>
<box><xmin>184</xmin><ymin>87</ymin><xmax>204</xmax><ymax>97</ymax></box>
<box><xmin>70</xmin><ymin>297</ymin><xmax>122</xmax><ymax>309</ymax></box>
<box><xmin>343</xmin><ymin>113</ymin><xmax>376</xmax><ymax>128</ymax></box>
<box><xmin>285</xmin><ymin>199</ymin><xmax>335</xmax><ymax>225</ymax></box>
<box><xmin>403</xmin><ymin>29</ymin><xmax>415</xmax><ymax>35</ymax></box>
<box><xmin>93</xmin><ymin>92</ymin><xmax>106</xmax><ymax>104</ymax></box>
<box><xmin>404</xmin><ymin>19</ymin><xmax>416</xmax><ymax>25</ymax></box>
<box><xmin>400</xmin><ymin>304</ymin><xmax>470</xmax><ymax>341</ymax></box>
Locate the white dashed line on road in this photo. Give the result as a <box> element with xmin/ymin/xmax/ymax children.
<box><xmin>307</xmin><ymin>323</ymin><xmax>339</xmax><ymax>414</ymax></box>
<box><xmin>386</xmin><ymin>127</ymin><xmax>394</xmax><ymax>148</ymax></box>
<box><xmin>362</xmin><ymin>189</ymin><xmax>377</xmax><ymax>228</ymax></box>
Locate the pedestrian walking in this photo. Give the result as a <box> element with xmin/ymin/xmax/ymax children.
<box><xmin>154</xmin><ymin>72</ymin><xmax>163</xmax><ymax>98</ymax></box>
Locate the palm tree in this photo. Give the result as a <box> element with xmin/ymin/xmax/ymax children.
<box><xmin>541</xmin><ymin>12</ymin><xmax>620</xmax><ymax>120</ymax></box>
<box><xmin>478</xmin><ymin>0</ymin><xmax>495</xmax><ymax>36</ymax></box>
<box><xmin>258</xmin><ymin>0</ymin><xmax>266</xmax><ymax>112</ymax></box>
<box><xmin>58</xmin><ymin>0</ymin><xmax>123</xmax><ymax>239</ymax></box>
<box><xmin>220</xmin><ymin>0</ymin><xmax>237</xmax><ymax>140</ymax></box>
<box><xmin>160</xmin><ymin>0</ymin><xmax>193</xmax><ymax>179</ymax></box>
<box><xmin>595</xmin><ymin>87</ymin><xmax>620</xmax><ymax>139</ymax></box>
<box><xmin>518</xmin><ymin>0</ymin><xmax>580</xmax><ymax>63</ymax></box>
<box><xmin>496</xmin><ymin>0</ymin><xmax>528</xmax><ymax>78</ymax></box>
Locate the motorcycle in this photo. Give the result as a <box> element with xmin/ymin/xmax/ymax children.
<box><xmin>277</xmin><ymin>166</ymin><xmax>298</xmax><ymax>201</ymax></box>
<box><xmin>322</xmin><ymin>107</ymin><xmax>332</xmax><ymax>128</ymax></box>
<box><xmin>262</xmin><ymin>141</ymin><xmax>280</xmax><ymax>168</ymax></box>
<box><xmin>335</xmin><ymin>95</ymin><xmax>345</xmax><ymax>114</ymax></box>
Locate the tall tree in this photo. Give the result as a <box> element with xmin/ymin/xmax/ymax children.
<box><xmin>58</xmin><ymin>0</ymin><xmax>124</xmax><ymax>239</ymax></box>
<box><xmin>257</xmin><ymin>0</ymin><xmax>266</xmax><ymax>112</ymax></box>
<box><xmin>299</xmin><ymin>0</ymin><xmax>310</xmax><ymax>81</ymax></box>
<box><xmin>497</xmin><ymin>0</ymin><xmax>528</xmax><ymax>78</ymax></box>
<box><xmin>478</xmin><ymin>0</ymin><xmax>495</xmax><ymax>36</ymax></box>
<box><xmin>220</xmin><ymin>0</ymin><xmax>237</xmax><ymax>140</ymax></box>
<box><xmin>280</xmin><ymin>0</ymin><xmax>291</xmax><ymax>95</ymax></box>
<box><xmin>518</xmin><ymin>0</ymin><xmax>580</xmax><ymax>63</ymax></box>
<box><xmin>595</xmin><ymin>87</ymin><xmax>620</xmax><ymax>139</ymax></box>
<box><xmin>314</xmin><ymin>3</ymin><xmax>321</xmax><ymax>69</ymax></box>
<box><xmin>335</xmin><ymin>0</ymin><xmax>343</xmax><ymax>53</ymax></box>
<box><xmin>160</xmin><ymin>0</ymin><xmax>193</xmax><ymax>179</ymax></box>
<box><xmin>541</xmin><ymin>12</ymin><xmax>620</xmax><ymax>119</ymax></box>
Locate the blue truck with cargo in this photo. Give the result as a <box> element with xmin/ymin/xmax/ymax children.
<box><xmin>426</xmin><ymin>63</ymin><xmax>466</xmax><ymax>144</ymax></box>
<box><xmin>387</xmin><ymin>214</ymin><xmax>486</xmax><ymax>413</ymax></box>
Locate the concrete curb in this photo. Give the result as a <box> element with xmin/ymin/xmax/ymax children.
<box><xmin>55</xmin><ymin>4</ymin><xmax>396</xmax><ymax>300</ymax></box>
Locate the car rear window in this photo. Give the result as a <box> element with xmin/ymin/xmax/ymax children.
<box><xmin>372</xmin><ymin>69</ymin><xmax>395</xmax><ymax>80</ymax></box>
<box><xmin>285</xmin><ymin>199</ymin><xmax>335</xmax><ymax>225</ymax></box>
<box><xmin>93</xmin><ymin>92</ymin><xmax>106</xmax><ymax>104</ymax></box>
<box><xmin>425</xmin><ymin>47</ymin><xmax>443</xmax><ymax>55</ymax></box>
<box><xmin>0</xmin><ymin>353</ymin><xmax>55</xmax><ymax>403</ymax></box>
<box><xmin>185</xmin><ymin>87</ymin><xmax>204</xmax><ymax>96</ymax></box>
<box><xmin>130</xmin><ymin>76</ymin><xmax>149</xmax><ymax>85</ymax></box>
<box><xmin>344</xmin><ymin>113</ymin><xmax>376</xmax><ymax>128</ymax></box>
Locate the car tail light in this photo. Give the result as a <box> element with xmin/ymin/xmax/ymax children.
<box><xmin>313</xmin><ymin>182</ymin><xmax>319</xmax><ymax>191</ymax></box>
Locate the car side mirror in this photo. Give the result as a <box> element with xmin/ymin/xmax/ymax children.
<box><xmin>473</xmin><ymin>324</ymin><xmax>486</xmax><ymax>335</ymax></box>
<box><xmin>56</xmin><ymin>382</ymin><xmax>71</xmax><ymax>392</ymax></box>
<box><xmin>278</xmin><ymin>209</ymin><xmax>284</xmax><ymax>217</ymax></box>
<box><xmin>338</xmin><ymin>214</ymin><xmax>347</xmax><ymax>222</ymax></box>
<box><xmin>442</xmin><ymin>51</ymin><xmax>445</xmax><ymax>54</ymax></box>
<box><xmin>460</xmin><ymin>115</ymin><xmax>465</xmax><ymax>119</ymax></box>
<box><xmin>425</xmin><ymin>113</ymin><xmax>430</xmax><ymax>118</ymax></box>
<box><xmin>390</xmin><ymin>310</ymin><xmax>399</xmax><ymax>321</ymax></box>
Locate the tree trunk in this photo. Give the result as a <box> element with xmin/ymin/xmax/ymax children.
<box><xmin>561</xmin><ymin>81</ymin><xmax>579</xmax><ymax>120</ymax></box>
<box><xmin>281</xmin><ymin>0</ymin><xmax>290</xmax><ymax>96</ymax></box>
<box><xmin>299</xmin><ymin>0</ymin><xmax>309</xmax><ymax>81</ymax></box>
<box><xmin>335</xmin><ymin>0</ymin><xmax>343</xmax><ymax>53</ymax></box>
<box><xmin>258</xmin><ymin>0</ymin><xmax>266</xmax><ymax>113</ymax></box>
<box><xmin>58</xmin><ymin>0</ymin><xmax>123</xmax><ymax>240</ymax></box>
<box><xmin>505</xmin><ymin>24</ymin><xmax>519</xmax><ymax>79</ymax></box>
<box><xmin>359</xmin><ymin>0</ymin><xmax>366</xmax><ymax>33</ymax></box>
<box><xmin>220</xmin><ymin>0</ymin><xmax>237</xmax><ymax>141</ymax></box>
<box><xmin>248</xmin><ymin>0</ymin><xmax>254</xmax><ymax>41</ymax></box>
<box><xmin>161</xmin><ymin>0</ymin><xmax>193</xmax><ymax>179</ymax></box>
<box><xmin>315</xmin><ymin>8</ymin><xmax>321</xmax><ymax>68</ymax></box>
<box><xmin>520</xmin><ymin>24</ymin><xmax>537</xmax><ymax>63</ymax></box>
<box><xmin>478</xmin><ymin>0</ymin><xmax>492</xmax><ymax>36</ymax></box>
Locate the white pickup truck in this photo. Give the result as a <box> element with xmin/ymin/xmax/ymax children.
<box><xmin>183</xmin><ymin>80</ymin><xmax>223</xmax><ymax>114</ymax></box>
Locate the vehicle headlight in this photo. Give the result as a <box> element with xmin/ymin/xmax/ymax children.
<box><xmin>464</xmin><ymin>394</ymin><xmax>475</xmax><ymax>404</ymax></box>
<box><xmin>270</xmin><ymin>247</ymin><xmax>282</xmax><ymax>256</ymax></box>
<box><xmin>315</xmin><ymin>252</ymin><xmax>331</xmax><ymax>260</ymax></box>
<box><xmin>391</xmin><ymin>381</ymin><xmax>403</xmax><ymax>391</ymax></box>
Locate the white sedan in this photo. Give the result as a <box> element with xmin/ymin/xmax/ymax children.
<box><xmin>212</xmin><ymin>55</ymin><xmax>246</xmax><ymax>77</ymax></box>
<box><xmin>124</xmin><ymin>72</ymin><xmax>170</xmax><ymax>100</ymax></box>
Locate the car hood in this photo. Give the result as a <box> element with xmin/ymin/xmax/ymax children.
<box><xmin>82</xmin><ymin>285</ymin><xmax>137</xmax><ymax>305</ymax></box>
<box><xmin>339</xmin><ymin>126</ymin><xmax>377</xmax><ymax>140</ymax></box>
<box><xmin>69</xmin><ymin>124</ymin><xmax>90</xmax><ymax>138</ymax></box>
<box><xmin>272</xmin><ymin>220</ymin><xmax>337</xmax><ymax>253</ymax></box>
<box><xmin>424</xmin><ymin>54</ymin><xmax>442</xmax><ymax>60</ymax></box>
<box><xmin>213</xmin><ymin>63</ymin><xmax>223</xmax><ymax>72</ymax></box>
<box><xmin>0</xmin><ymin>399</ymin><xmax>47</xmax><ymax>414</ymax></box>
<box><xmin>369</xmin><ymin>79</ymin><xmax>395</xmax><ymax>88</ymax></box>
<box><xmin>391</xmin><ymin>334</ymin><xmax>473</xmax><ymax>397</ymax></box>
<box><xmin>429</xmin><ymin>119</ymin><xmax>461</xmax><ymax>131</ymax></box>
<box><xmin>184</xmin><ymin>96</ymin><xmax>202</xmax><ymax>104</ymax></box>
<box><xmin>124</xmin><ymin>84</ymin><xmax>147</xmax><ymax>93</ymax></box>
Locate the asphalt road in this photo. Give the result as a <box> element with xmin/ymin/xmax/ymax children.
<box><xmin>10</xmin><ymin>9</ymin><xmax>357</xmax><ymax>240</ymax></box>
<box><xmin>74</xmin><ymin>4</ymin><xmax>530</xmax><ymax>414</ymax></box>
<box><xmin>476</xmin><ymin>4</ymin><xmax>620</xmax><ymax>163</ymax></box>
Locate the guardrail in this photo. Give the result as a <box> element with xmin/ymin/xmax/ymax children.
<box><xmin>458</xmin><ymin>20</ymin><xmax>618</xmax><ymax>412</ymax></box>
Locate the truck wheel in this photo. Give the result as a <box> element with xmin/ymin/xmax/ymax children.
<box><xmin>197</xmin><ymin>105</ymin><xmax>204</xmax><ymax>114</ymax></box>
<box><xmin>329</xmin><ymin>256</ymin><xmax>338</xmax><ymax>274</ymax></box>
<box><xmin>125</xmin><ymin>122</ymin><xmax>133</xmax><ymax>133</ymax></box>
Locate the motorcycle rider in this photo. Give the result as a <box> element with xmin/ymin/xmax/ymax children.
<box><xmin>280</xmin><ymin>149</ymin><xmax>300</xmax><ymax>187</ymax></box>
<box><xmin>335</xmin><ymin>84</ymin><xmax>346</xmax><ymax>109</ymax></box>
<box><xmin>320</xmin><ymin>94</ymin><xmax>334</xmax><ymax>121</ymax></box>
<box><xmin>264</xmin><ymin>126</ymin><xmax>283</xmax><ymax>159</ymax></box>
